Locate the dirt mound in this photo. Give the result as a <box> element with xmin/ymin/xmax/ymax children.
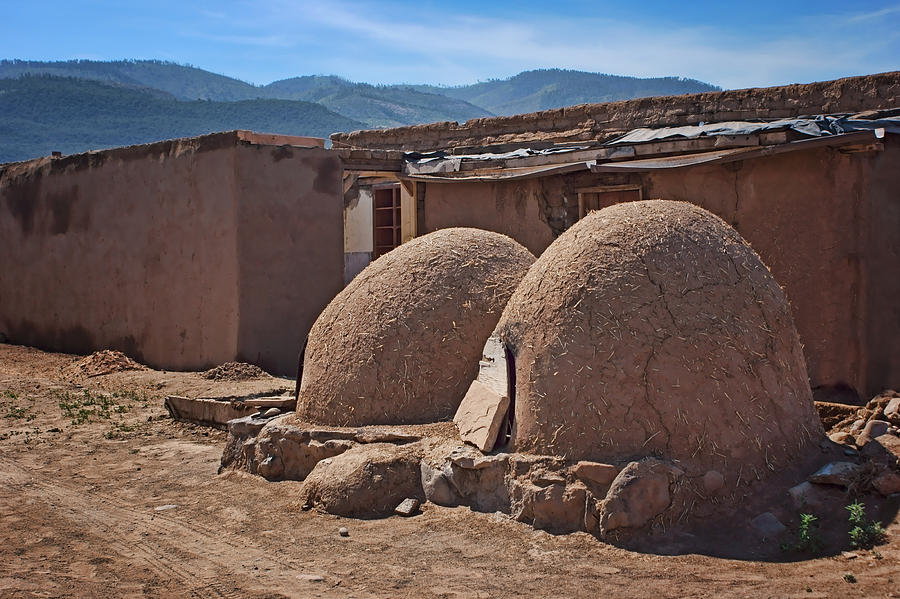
<box><xmin>202</xmin><ymin>362</ymin><xmax>267</xmax><ymax>381</ymax></box>
<box><xmin>495</xmin><ymin>200</ymin><xmax>824</xmax><ymax>483</ymax></box>
<box><xmin>295</xmin><ymin>227</ymin><xmax>535</xmax><ymax>426</ymax></box>
<box><xmin>62</xmin><ymin>349</ymin><xmax>147</xmax><ymax>378</ymax></box>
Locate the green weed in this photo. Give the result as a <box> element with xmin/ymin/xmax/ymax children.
<box><xmin>846</xmin><ymin>501</ymin><xmax>885</xmax><ymax>549</ymax></box>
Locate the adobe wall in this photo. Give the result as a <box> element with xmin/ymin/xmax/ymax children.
<box><xmin>332</xmin><ymin>72</ymin><xmax>900</xmax><ymax>152</ymax></box>
<box><xmin>0</xmin><ymin>134</ymin><xmax>241</xmax><ymax>369</ymax></box>
<box><xmin>0</xmin><ymin>134</ymin><xmax>345</xmax><ymax>375</ymax></box>
<box><xmin>417</xmin><ymin>141</ymin><xmax>900</xmax><ymax>397</ymax></box>
<box><xmin>421</xmin><ymin>180</ymin><xmax>559</xmax><ymax>256</ymax></box>
<box><xmin>233</xmin><ymin>143</ymin><xmax>344</xmax><ymax>375</ymax></box>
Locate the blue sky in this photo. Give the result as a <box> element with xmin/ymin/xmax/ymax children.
<box><xmin>3</xmin><ymin>0</ymin><xmax>898</xmax><ymax>88</ymax></box>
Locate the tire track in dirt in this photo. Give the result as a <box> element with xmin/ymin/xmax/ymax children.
<box><xmin>0</xmin><ymin>455</ymin><xmax>331</xmax><ymax>598</ymax></box>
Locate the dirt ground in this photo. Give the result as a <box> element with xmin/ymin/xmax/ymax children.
<box><xmin>1</xmin><ymin>343</ymin><xmax>898</xmax><ymax>598</ymax></box>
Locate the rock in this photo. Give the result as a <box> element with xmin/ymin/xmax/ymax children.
<box><xmin>597</xmin><ymin>458</ymin><xmax>679</xmax><ymax>534</ymax></box>
<box><xmin>262</xmin><ymin>407</ymin><xmax>281</xmax><ymax>418</ymax></box>
<box><xmin>829</xmin><ymin>431</ymin><xmax>854</xmax><ymax>445</ymax></box>
<box><xmin>394</xmin><ymin>497</ymin><xmax>421</xmax><ymax>516</ymax></box>
<box><xmin>885</xmin><ymin>398</ymin><xmax>900</xmax><ymax>425</ymax></box>
<box><xmin>154</xmin><ymin>504</ymin><xmax>178</xmax><ymax>511</ymax></box>
<box><xmin>872</xmin><ymin>469</ymin><xmax>900</xmax><ymax>496</ymax></box>
<box><xmin>518</xmin><ymin>482</ymin><xmax>588</xmax><ymax>534</ymax></box>
<box><xmin>453</xmin><ymin>380</ymin><xmax>510</xmax><ymax>452</ymax></box>
<box><xmin>787</xmin><ymin>481</ymin><xmax>833</xmax><ymax>511</ymax></box>
<box><xmin>861</xmin><ymin>433</ymin><xmax>900</xmax><ymax>463</ymax></box>
<box><xmin>338</xmin><ymin>527</ymin><xmax>349</xmax><ymax>537</ymax></box>
<box><xmin>354</xmin><ymin>429</ymin><xmax>421</xmax><ymax>444</ymax></box>
<box><xmin>573</xmin><ymin>461</ymin><xmax>617</xmax><ymax>487</ymax></box>
<box><xmin>849</xmin><ymin>419</ymin><xmax>866</xmax><ymax>434</ymax></box>
<box><xmin>253</xmin><ymin>421</ymin><xmax>356</xmax><ymax>481</ymax></box>
<box><xmin>298</xmin><ymin>443</ymin><xmax>424</xmax><ymax>518</ymax></box>
<box><xmin>420</xmin><ymin>462</ymin><xmax>455</xmax><ymax>506</ymax></box>
<box><xmin>808</xmin><ymin>461</ymin><xmax>862</xmax><ymax>486</ymax></box>
<box><xmin>841</xmin><ymin>551</ymin><xmax>859</xmax><ymax>560</ymax></box>
<box><xmin>531</xmin><ymin>469</ymin><xmax>566</xmax><ymax>487</ymax></box>
<box><xmin>856</xmin><ymin>420</ymin><xmax>891</xmax><ymax>447</ymax></box>
<box><xmin>750</xmin><ymin>512</ymin><xmax>786</xmax><ymax>537</ymax></box>
<box><xmin>702</xmin><ymin>470</ymin><xmax>725</xmax><ymax>495</ymax></box>
<box><xmin>297</xmin><ymin>574</ymin><xmax>326</xmax><ymax>582</ymax></box>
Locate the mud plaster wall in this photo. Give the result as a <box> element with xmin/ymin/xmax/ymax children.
<box><xmin>0</xmin><ymin>134</ymin><xmax>345</xmax><ymax>375</ymax></box>
<box><xmin>641</xmin><ymin>141</ymin><xmax>900</xmax><ymax>398</ymax></box>
<box><xmin>0</xmin><ymin>135</ymin><xmax>241</xmax><ymax>369</ymax></box>
<box><xmin>333</xmin><ymin>72</ymin><xmax>900</xmax><ymax>151</ymax></box>
<box><xmin>234</xmin><ymin>143</ymin><xmax>344</xmax><ymax>375</ymax></box>
<box><xmin>422</xmin><ymin>179</ymin><xmax>570</xmax><ymax>256</ymax></box>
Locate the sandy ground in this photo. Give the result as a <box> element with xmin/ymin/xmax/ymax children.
<box><xmin>1</xmin><ymin>342</ymin><xmax>899</xmax><ymax>599</ymax></box>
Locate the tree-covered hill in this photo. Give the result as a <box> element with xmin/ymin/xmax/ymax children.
<box><xmin>415</xmin><ymin>69</ymin><xmax>721</xmax><ymax>115</ymax></box>
<box><xmin>265</xmin><ymin>75</ymin><xmax>491</xmax><ymax>127</ymax></box>
<box><xmin>0</xmin><ymin>59</ymin><xmax>266</xmax><ymax>101</ymax></box>
<box><xmin>0</xmin><ymin>75</ymin><xmax>364</xmax><ymax>163</ymax></box>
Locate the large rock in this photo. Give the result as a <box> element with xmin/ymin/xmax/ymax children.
<box><xmin>807</xmin><ymin>461</ymin><xmax>862</xmax><ymax>487</ymax></box>
<box><xmin>885</xmin><ymin>398</ymin><xmax>900</xmax><ymax>426</ymax></box>
<box><xmin>454</xmin><ymin>380</ymin><xmax>510</xmax><ymax>452</ymax></box>
<box><xmin>298</xmin><ymin>443</ymin><xmax>423</xmax><ymax>517</ymax></box>
<box><xmin>597</xmin><ymin>458</ymin><xmax>680</xmax><ymax>534</ymax></box>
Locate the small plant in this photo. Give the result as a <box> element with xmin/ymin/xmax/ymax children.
<box><xmin>846</xmin><ymin>501</ymin><xmax>885</xmax><ymax>549</ymax></box>
<box><xmin>57</xmin><ymin>389</ymin><xmax>118</xmax><ymax>424</ymax></box>
<box><xmin>842</xmin><ymin>573</ymin><xmax>857</xmax><ymax>584</ymax></box>
<box><xmin>781</xmin><ymin>512</ymin><xmax>823</xmax><ymax>554</ymax></box>
<box><xmin>4</xmin><ymin>405</ymin><xmax>28</xmax><ymax>419</ymax></box>
<box><xmin>104</xmin><ymin>421</ymin><xmax>137</xmax><ymax>439</ymax></box>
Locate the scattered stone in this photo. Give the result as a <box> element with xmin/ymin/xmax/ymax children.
<box><xmin>597</xmin><ymin>458</ymin><xmax>680</xmax><ymax>534</ymax></box>
<box><xmin>298</xmin><ymin>443</ymin><xmax>423</xmax><ymax>518</ymax></box>
<box><xmin>856</xmin><ymin>420</ymin><xmax>891</xmax><ymax>447</ymax></box>
<box><xmin>808</xmin><ymin>462</ymin><xmax>862</xmax><ymax>486</ymax></box>
<box><xmin>531</xmin><ymin>469</ymin><xmax>566</xmax><ymax>487</ymax></box>
<box><xmin>154</xmin><ymin>504</ymin><xmax>178</xmax><ymax>511</ymax></box>
<box><xmin>849</xmin><ymin>419</ymin><xmax>866</xmax><ymax>434</ymax></box>
<box><xmin>262</xmin><ymin>407</ymin><xmax>281</xmax><ymax>418</ymax></box>
<box><xmin>872</xmin><ymin>469</ymin><xmax>900</xmax><ymax>496</ymax></box>
<box><xmin>520</xmin><ymin>482</ymin><xmax>588</xmax><ymax>534</ymax></box>
<box><xmin>829</xmin><ymin>431</ymin><xmax>854</xmax><ymax>445</ymax></box>
<box><xmin>750</xmin><ymin>512</ymin><xmax>786</xmax><ymax>537</ymax></box>
<box><xmin>573</xmin><ymin>461</ymin><xmax>617</xmax><ymax>487</ymax></box>
<box><xmin>453</xmin><ymin>380</ymin><xmax>510</xmax><ymax>452</ymax></box>
<box><xmin>787</xmin><ymin>481</ymin><xmax>830</xmax><ymax>511</ymax></box>
<box><xmin>394</xmin><ymin>498</ymin><xmax>421</xmax><ymax>516</ymax></box>
<box><xmin>702</xmin><ymin>470</ymin><xmax>725</xmax><ymax>495</ymax></box>
<box><xmin>420</xmin><ymin>462</ymin><xmax>455</xmax><ymax>505</ymax></box>
<box><xmin>885</xmin><ymin>398</ymin><xmax>900</xmax><ymax>426</ymax></box>
<box><xmin>338</xmin><ymin>527</ymin><xmax>349</xmax><ymax>537</ymax></box>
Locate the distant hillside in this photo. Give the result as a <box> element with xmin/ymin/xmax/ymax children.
<box><xmin>265</xmin><ymin>75</ymin><xmax>491</xmax><ymax>128</ymax></box>
<box><xmin>416</xmin><ymin>69</ymin><xmax>721</xmax><ymax>115</ymax></box>
<box><xmin>0</xmin><ymin>75</ymin><xmax>365</xmax><ymax>163</ymax></box>
<box><xmin>0</xmin><ymin>60</ymin><xmax>721</xmax><ymax>129</ymax></box>
<box><xmin>0</xmin><ymin>59</ymin><xmax>266</xmax><ymax>101</ymax></box>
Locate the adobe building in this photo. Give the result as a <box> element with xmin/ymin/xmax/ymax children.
<box><xmin>0</xmin><ymin>131</ymin><xmax>344</xmax><ymax>375</ymax></box>
<box><xmin>2</xmin><ymin>71</ymin><xmax>899</xmax><ymax>402</ymax></box>
<box><xmin>333</xmin><ymin>71</ymin><xmax>900</xmax><ymax>401</ymax></box>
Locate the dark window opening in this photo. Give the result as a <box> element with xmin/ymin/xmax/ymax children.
<box><xmin>373</xmin><ymin>185</ymin><xmax>401</xmax><ymax>258</ymax></box>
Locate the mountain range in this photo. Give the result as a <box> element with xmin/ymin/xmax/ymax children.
<box><xmin>0</xmin><ymin>59</ymin><xmax>720</xmax><ymax>163</ymax></box>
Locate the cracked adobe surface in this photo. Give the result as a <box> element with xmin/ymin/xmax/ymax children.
<box><xmin>498</xmin><ymin>200</ymin><xmax>824</xmax><ymax>484</ymax></box>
